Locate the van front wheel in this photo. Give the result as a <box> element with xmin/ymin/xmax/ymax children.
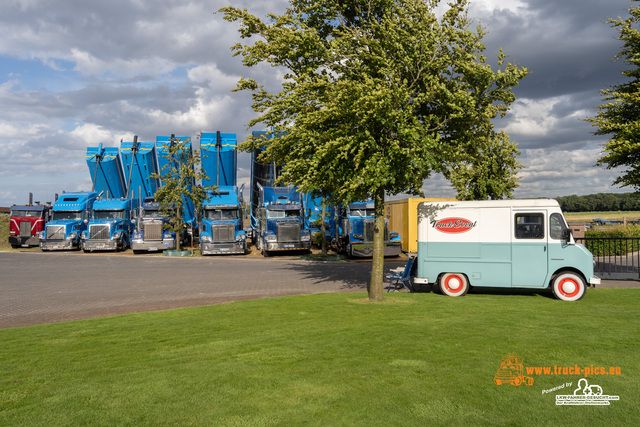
<box><xmin>551</xmin><ymin>272</ymin><xmax>586</xmax><ymax>301</ymax></box>
<box><xmin>440</xmin><ymin>273</ymin><xmax>469</xmax><ymax>297</ymax></box>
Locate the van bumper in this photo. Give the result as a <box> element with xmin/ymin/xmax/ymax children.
<box><xmin>589</xmin><ymin>276</ymin><xmax>601</xmax><ymax>287</ymax></box>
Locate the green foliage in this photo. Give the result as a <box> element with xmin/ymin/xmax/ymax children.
<box><xmin>584</xmin><ymin>224</ymin><xmax>640</xmax><ymax>256</ymax></box>
<box><xmin>151</xmin><ymin>137</ymin><xmax>214</xmax><ymax>250</ymax></box>
<box><xmin>220</xmin><ymin>0</ymin><xmax>528</xmax><ymax>299</ymax></box>
<box><xmin>556</xmin><ymin>192</ymin><xmax>640</xmax><ymax>212</ymax></box>
<box><xmin>587</xmin><ymin>1</ymin><xmax>640</xmax><ymax>190</ymax></box>
<box><xmin>1</xmin><ymin>290</ymin><xmax>638</xmax><ymax>425</ymax></box>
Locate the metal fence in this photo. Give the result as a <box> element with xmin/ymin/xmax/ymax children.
<box><xmin>576</xmin><ymin>237</ymin><xmax>640</xmax><ymax>279</ymax></box>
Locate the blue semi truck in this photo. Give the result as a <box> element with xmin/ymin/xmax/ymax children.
<box><xmin>199</xmin><ymin>185</ymin><xmax>247</xmax><ymax>255</ymax></box>
<box><xmin>336</xmin><ymin>201</ymin><xmax>402</xmax><ymax>257</ymax></box>
<box><xmin>39</xmin><ymin>192</ymin><xmax>98</xmax><ymax>251</ymax></box>
<box><xmin>253</xmin><ymin>184</ymin><xmax>311</xmax><ymax>256</ymax></box>
<box><xmin>81</xmin><ymin>197</ymin><xmax>138</xmax><ymax>252</ymax></box>
<box><xmin>131</xmin><ymin>197</ymin><xmax>177</xmax><ymax>253</ymax></box>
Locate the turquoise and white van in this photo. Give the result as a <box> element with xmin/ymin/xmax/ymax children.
<box><xmin>414</xmin><ymin>200</ymin><xmax>600</xmax><ymax>301</ymax></box>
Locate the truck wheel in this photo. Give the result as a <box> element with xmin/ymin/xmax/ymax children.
<box><xmin>551</xmin><ymin>272</ymin><xmax>586</xmax><ymax>301</ymax></box>
<box><xmin>439</xmin><ymin>273</ymin><xmax>469</xmax><ymax>297</ymax></box>
<box><xmin>513</xmin><ymin>377</ymin><xmax>522</xmax><ymax>386</ymax></box>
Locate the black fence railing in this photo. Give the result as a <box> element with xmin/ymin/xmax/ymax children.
<box><xmin>576</xmin><ymin>237</ymin><xmax>640</xmax><ymax>279</ymax></box>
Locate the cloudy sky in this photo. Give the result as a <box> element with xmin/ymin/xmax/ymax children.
<box><xmin>0</xmin><ymin>0</ymin><xmax>633</xmax><ymax>206</ymax></box>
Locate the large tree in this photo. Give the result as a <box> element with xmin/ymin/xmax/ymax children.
<box><xmin>588</xmin><ymin>1</ymin><xmax>640</xmax><ymax>190</ymax></box>
<box><xmin>220</xmin><ymin>0</ymin><xmax>527</xmax><ymax>301</ymax></box>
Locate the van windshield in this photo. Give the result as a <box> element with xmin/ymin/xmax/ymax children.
<box><xmin>53</xmin><ymin>211</ymin><xmax>82</xmax><ymax>220</ymax></box>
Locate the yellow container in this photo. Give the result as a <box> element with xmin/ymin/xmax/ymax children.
<box><xmin>385</xmin><ymin>197</ymin><xmax>456</xmax><ymax>253</ymax></box>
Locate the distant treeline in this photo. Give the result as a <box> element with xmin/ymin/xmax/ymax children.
<box><xmin>555</xmin><ymin>193</ymin><xmax>640</xmax><ymax>212</ymax></box>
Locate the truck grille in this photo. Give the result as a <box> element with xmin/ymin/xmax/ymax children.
<box><xmin>144</xmin><ymin>222</ymin><xmax>163</xmax><ymax>240</ymax></box>
<box><xmin>213</xmin><ymin>224</ymin><xmax>235</xmax><ymax>242</ymax></box>
<box><xmin>19</xmin><ymin>221</ymin><xmax>32</xmax><ymax>237</ymax></box>
<box><xmin>89</xmin><ymin>224</ymin><xmax>110</xmax><ymax>240</ymax></box>
<box><xmin>46</xmin><ymin>225</ymin><xmax>65</xmax><ymax>240</ymax></box>
<box><xmin>363</xmin><ymin>220</ymin><xmax>389</xmax><ymax>242</ymax></box>
<box><xmin>277</xmin><ymin>223</ymin><xmax>300</xmax><ymax>243</ymax></box>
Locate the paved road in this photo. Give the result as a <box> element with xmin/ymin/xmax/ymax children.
<box><xmin>0</xmin><ymin>252</ymin><xmax>384</xmax><ymax>328</ymax></box>
<box><xmin>1</xmin><ymin>252</ymin><xmax>637</xmax><ymax>329</ymax></box>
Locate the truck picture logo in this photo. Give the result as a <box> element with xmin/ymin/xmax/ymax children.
<box><xmin>494</xmin><ymin>353</ymin><xmax>534</xmax><ymax>386</ymax></box>
<box><xmin>430</xmin><ymin>217</ymin><xmax>477</xmax><ymax>233</ymax></box>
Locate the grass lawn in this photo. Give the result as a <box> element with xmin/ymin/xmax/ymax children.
<box><xmin>564</xmin><ymin>211</ymin><xmax>640</xmax><ymax>222</ymax></box>
<box><xmin>1</xmin><ymin>288</ymin><xmax>638</xmax><ymax>426</ymax></box>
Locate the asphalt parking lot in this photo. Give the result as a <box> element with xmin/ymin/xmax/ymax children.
<box><xmin>1</xmin><ymin>251</ymin><xmax>637</xmax><ymax>329</ymax></box>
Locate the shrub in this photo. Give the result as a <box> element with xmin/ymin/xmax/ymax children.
<box><xmin>583</xmin><ymin>225</ymin><xmax>640</xmax><ymax>256</ymax></box>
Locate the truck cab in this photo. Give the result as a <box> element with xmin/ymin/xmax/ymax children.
<box><xmin>336</xmin><ymin>201</ymin><xmax>402</xmax><ymax>257</ymax></box>
<box><xmin>39</xmin><ymin>192</ymin><xmax>97</xmax><ymax>251</ymax></box>
<box><xmin>81</xmin><ymin>198</ymin><xmax>138</xmax><ymax>252</ymax></box>
<box><xmin>131</xmin><ymin>197</ymin><xmax>177</xmax><ymax>253</ymax></box>
<box><xmin>304</xmin><ymin>194</ymin><xmax>336</xmax><ymax>246</ymax></box>
<box><xmin>199</xmin><ymin>185</ymin><xmax>246</xmax><ymax>255</ymax></box>
<box><xmin>9</xmin><ymin>204</ymin><xmax>51</xmax><ymax>248</ymax></box>
<box><xmin>254</xmin><ymin>184</ymin><xmax>311</xmax><ymax>256</ymax></box>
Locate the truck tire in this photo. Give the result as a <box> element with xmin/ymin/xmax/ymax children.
<box><xmin>551</xmin><ymin>271</ymin><xmax>586</xmax><ymax>301</ymax></box>
<box><xmin>439</xmin><ymin>273</ymin><xmax>469</xmax><ymax>297</ymax></box>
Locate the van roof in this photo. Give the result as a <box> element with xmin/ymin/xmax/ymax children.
<box><xmin>419</xmin><ymin>199</ymin><xmax>561</xmax><ymax>209</ymax></box>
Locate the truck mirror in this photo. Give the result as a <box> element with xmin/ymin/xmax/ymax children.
<box><xmin>562</xmin><ymin>228</ymin><xmax>572</xmax><ymax>242</ymax></box>
<box><xmin>84</xmin><ymin>219</ymin><xmax>88</xmax><ymax>224</ymax></box>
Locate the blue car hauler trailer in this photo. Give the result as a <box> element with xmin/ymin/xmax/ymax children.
<box><xmin>413</xmin><ymin>199</ymin><xmax>601</xmax><ymax>301</ymax></box>
<box><xmin>81</xmin><ymin>197</ymin><xmax>138</xmax><ymax>252</ymax></box>
<box><xmin>200</xmin><ymin>131</ymin><xmax>237</xmax><ymax>188</ymax></box>
<box><xmin>121</xmin><ymin>137</ymin><xmax>159</xmax><ymax>199</ymax></box>
<box><xmin>336</xmin><ymin>201</ymin><xmax>402</xmax><ymax>258</ymax></box>
<box><xmin>199</xmin><ymin>185</ymin><xmax>247</xmax><ymax>255</ymax></box>
<box><xmin>86</xmin><ymin>143</ymin><xmax>127</xmax><ymax>199</ymax></box>
<box><xmin>39</xmin><ymin>192</ymin><xmax>98</xmax><ymax>251</ymax></box>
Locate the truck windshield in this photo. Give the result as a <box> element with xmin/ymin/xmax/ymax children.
<box><xmin>351</xmin><ymin>209</ymin><xmax>375</xmax><ymax>217</ymax></box>
<box><xmin>143</xmin><ymin>209</ymin><xmax>164</xmax><ymax>218</ymax></box>
<box><xmin>53</xmin><ymin>211</ymin><xmax>82</xmax><ymax>220</ymax></box>
<box><xmin>205</xmin><ymin>209</ymin><xmax>238</xmax><ymax>220</ymax></box>
<box><xmin>10</xmin><ymin>210</ymin><xmax>42</xmax><ymax>218</ymax></box>
<box><xmin>267</xmin><ymin>209</ymin><xmax>300</xmax><ymax>219</ymax></box>
<box><xmin>93</xmin><ymin>210</ymin><xmax>125</xmax><ymax>220</ymax></box>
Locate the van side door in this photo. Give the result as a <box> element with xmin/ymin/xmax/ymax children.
<box><xmin>512</xmin><ymin>211</ymin><xmax>549</xmax><ymax>287</ymax></box>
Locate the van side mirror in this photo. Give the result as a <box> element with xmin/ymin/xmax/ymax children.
<box><xmin>562</xmin><ymin>228</ymin><xmax>572</xmax><ymax>242</ymax></box>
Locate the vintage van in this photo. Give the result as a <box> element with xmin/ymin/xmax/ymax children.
<box><xmin>413</xmin><ymin>200</ymin><xmax>600</xmax><ymax>301</ymax></box>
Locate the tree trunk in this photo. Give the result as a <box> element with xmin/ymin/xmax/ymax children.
<box><xmin>369</xmin><ymin>187</ymin><xmax>385</xmax><ymax>301</ymax></box>
<box><xmin>321</xmin><ymin>196</ymin><xmax>328</xmax><ymax>255</ymax></box>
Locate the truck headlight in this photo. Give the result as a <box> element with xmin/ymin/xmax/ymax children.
<box><xmin>163</xmin><ymin>232</ymin><xmax>173</xmax><ymax>239</ymax></box>
<box><xmin>201</xmin><ymin>235</ymin><xmax>211</xmax><ymax>243</ymax></box>
<box><xmin>113</xmin><ymin>231</ymin><xmax>122</xmax><ymax>240</ymax></box>
<box><xmin>68</xmin><ymin>232</ymin><xmax>77</xmax><ymax>239</ymax></box>
<box><xmin>266</xmin><ymin>234</ymin><xmax>277</xmax><ymax>241</ymax></box>
<box><xmin>237</xmin><ymin>233</ymin><xmax>246</xmax><ymax>241</ymax></box>
<box><xmin>353</xmin><ymin>234</ymin><xmax>363</xmax><ymax>241</ymax></box>
<box><xmin>301</xmin><ymin>233</ymin><xmax>310</xmax><ymax>242</ymax></box>
<box><xmin>81</xmin><ymin>231</ymin><xmax>87</xmax><ymax>239</ymax></box>
<box><xmin>133</xmin><ymin>232</ymin><xmax>142</xmax><ymax>239</ymax></box>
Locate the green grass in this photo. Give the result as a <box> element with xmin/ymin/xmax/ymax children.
<box><xmin>564</xmin><ymin>211</ymin><xmax>640</xmax><ymax>222</ymax></box>
<box><xmin>1</xmin><ymin>289</ymin><xmax>638</xmax><ymax>426</ymax></box>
